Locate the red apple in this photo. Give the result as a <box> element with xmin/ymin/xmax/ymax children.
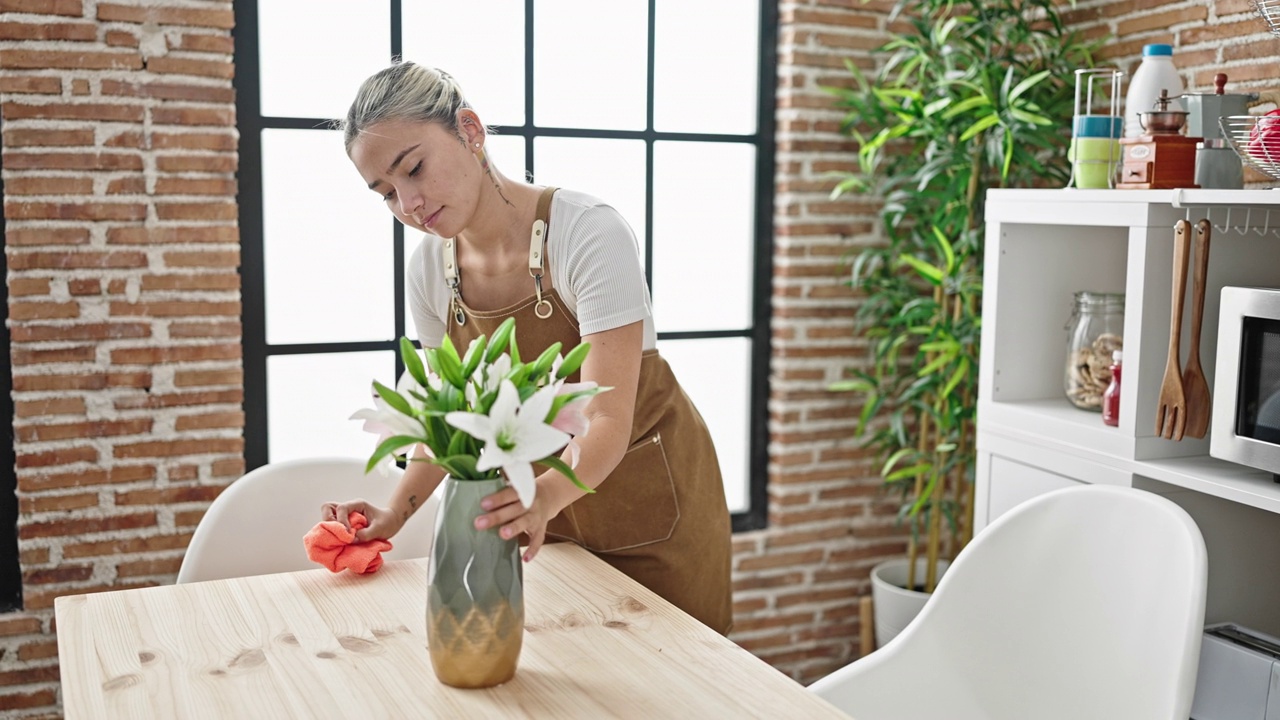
<box><xmin>1248</xmin><ymin>109</ymin><xmax>1280</xmax><ymax>165</ymax></box>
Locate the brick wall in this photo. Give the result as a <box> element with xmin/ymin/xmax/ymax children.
<box><xmin>1</xmin><ymin>0</ymin><xmax>1275</xmax><ymax>716</ymax></box>
<box><xmin>0</xmin><ymin>0</ymin><xmax>239</xmax><ymax>715</ymax></box>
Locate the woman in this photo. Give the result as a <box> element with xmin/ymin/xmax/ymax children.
<box><xmin>322</xmin><ymin>61</ymin><xmax>733</xmax><ymax>634</ymax></box>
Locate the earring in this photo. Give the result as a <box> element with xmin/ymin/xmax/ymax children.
<box><xmin>474</xmin><ymin>143</ymin><xmax>480</xmax><ymax>148</ymax></box>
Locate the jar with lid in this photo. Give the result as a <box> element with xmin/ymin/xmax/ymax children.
<box><xmin>1064</xmin><ymin>292</ymin><xmax>1125</xmax><ymax>411</ymax></box>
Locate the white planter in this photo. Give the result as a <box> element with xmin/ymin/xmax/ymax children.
<box><xmin>870</xmin><ymin>557</ymin><xmax>950</xmax><ymax>649</ymax></box>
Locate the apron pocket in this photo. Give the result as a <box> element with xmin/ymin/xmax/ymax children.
<box><xmin>570</xmin><ymin>432</ymin><xmax>680</xmax><ymax>554</ymax></box>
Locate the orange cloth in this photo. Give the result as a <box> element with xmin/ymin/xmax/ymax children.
<box><xmin>303</xmin><ymin>511</ymin><xmax>393</xmax><ymax>574</ymax></box>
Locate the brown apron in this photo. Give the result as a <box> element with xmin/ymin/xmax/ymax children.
<box><xmin>439</xmin><ymin>187</ymin><xmax>733</xmax><ymax>635</ymax></box>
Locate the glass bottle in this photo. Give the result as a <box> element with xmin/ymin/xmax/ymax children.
<box><xmin>1103</xmin><ymin>350</ymin><xmax>1122</xmax><ymax>427</ymax></box>
<box><xmin>1064</xmin><ymin>292</ymin><xmax>1125</xmax><ymax>411</ymax></box>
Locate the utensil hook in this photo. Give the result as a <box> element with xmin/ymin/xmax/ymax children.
<box><xmin>1214</xmin><ymin>207</ymin><xmax>1231</xmax><ymax>235</ymax></box>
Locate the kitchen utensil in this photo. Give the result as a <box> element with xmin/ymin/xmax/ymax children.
<box><xmin>1251</xmin><ymin>0</ymin><xmax>1280</xmax><ymax>35</ymax></box>
<box><xmin>1156</xmin><ymin>219</ymin><xmax>1192</xmax><ymax>440</ymax></box>
<box><xmin>1067</xmin><ymin>68</ymin><xmax>1124</xmax><ymax>189</ymax></box>
<box><xmin>1182</xmin><ymin>219</ymin><xmax>1212</xmax><ymax>439</ymax></box>
<box><xmin>1138</xmin><ymin>90</ymin><xmax>1190</xmax><ymax>134</ymax></box>
<box><xmin>1184</xmin><ymin>73</ymin><xmax>1258</xmax><ymax>140</ymax></box>
<box><xmin>1220</xmin><ymin>114</ymin><xmax>1280</xmax><ymax>184</ymax></box>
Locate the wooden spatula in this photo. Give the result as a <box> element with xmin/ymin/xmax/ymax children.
<box><xmin>1182</xmin><ymin>218</ymin><xmax>1212</xmax><ymax>439</ymax></box>
<box><xmin>1156</xmin><ymin>219</ymin><xmax>1191</xmax><ymax>441</ymax></box>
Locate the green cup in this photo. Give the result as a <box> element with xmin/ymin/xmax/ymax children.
<box><xmin>1069</xmin><ymin>137</ymin><xmax>1121</xmax><ymax>189</ymax></box>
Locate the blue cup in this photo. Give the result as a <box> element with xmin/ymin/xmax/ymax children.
<box><xmin>1073</xmin><ymin>115</ymin><xmax>1123</xmax><ymax>139</ymax></box>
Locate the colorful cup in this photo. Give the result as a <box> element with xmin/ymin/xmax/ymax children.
<box><xmin>1073</xmin><ymin>115</ymin><xmax>1123</xmax><ymax>139</ymax></box>
<box><xmin>1069</xmin><ymin>137</ymin><xmax>1121</xmax><ymax>188</ymax></box>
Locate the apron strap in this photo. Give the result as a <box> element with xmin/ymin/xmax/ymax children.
<box><xmin>440</xmin><ymin>186</ymin><xmax>559</xmax><ymax>325</ymax></box>
<box><xmin>529</xmin><ymin>186</ymin><xmax>557</xmax><ymax>319</ymax></box>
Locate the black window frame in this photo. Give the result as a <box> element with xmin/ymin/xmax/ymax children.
<box><xmin>0</xmin><ymin>116</ymin><xmax>23</xmax><ymax>610</ymax></box>
<box><xmin>232</xmin><ymin>0</ymin><xmax>775</xmax><ymax>532</ymax></box>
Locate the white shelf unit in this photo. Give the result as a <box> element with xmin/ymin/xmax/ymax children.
<box><xmin>976</xmin><ymin>188</ymin><xmax>1280</xmax><ymax>636</ymax></box>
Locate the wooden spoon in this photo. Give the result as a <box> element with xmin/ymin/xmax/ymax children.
<box><xmin>1155</xmin><ymin>219</ymin><xmax>1191</xmax><ymax>441</ymax></box>
<box><xmin>1182</xmin><ymin>218</ymin><xmax>1212</xmax><ymax>439</ymax></box>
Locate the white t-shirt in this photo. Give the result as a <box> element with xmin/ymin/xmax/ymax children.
<box><xmin>408</xmin><ymin>188</ymin><xmax>658</xmax><ymax>350</ymax></box>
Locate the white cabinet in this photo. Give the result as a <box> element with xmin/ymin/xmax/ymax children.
<box><xmin>976</xmin><ymin>188</ymin><xmax>1280</xmax><ymax>635</ymax></box>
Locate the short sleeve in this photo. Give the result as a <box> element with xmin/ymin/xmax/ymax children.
<box><xmin>561</xmin><ymin>203</ymin><xmax>652</xmax><ymax>337</ymax></box>
<box><xmin>407</xmin><ymin>239</ymin><xmax>447</xmax><ymax>349</ymax></box>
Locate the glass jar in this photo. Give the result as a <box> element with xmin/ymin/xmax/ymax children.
<box><xmin>1064</xmin><ymin>291</ymin><xmax>1125</xmax><ymax>411</ymax></box>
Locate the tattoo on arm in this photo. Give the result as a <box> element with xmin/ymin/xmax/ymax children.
<box><xmin>409</xmin><ymin>494</ymin><xmax>418</xmax><ymax>509</ymax></box>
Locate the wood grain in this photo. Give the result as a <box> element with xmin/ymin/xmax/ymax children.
<box><xmin>56</xmin><ymin>544</ymin><xmax>850</xmax><ymax>719</ymax></box>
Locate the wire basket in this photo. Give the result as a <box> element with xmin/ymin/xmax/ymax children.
<box><xmin>1252</xmin><ymin>0</ymin><xmax>1280</xmax><ymax>35</ymax></box>
<box><xmin>1221</xmin><ymin>115</ymin><xmax>1280</xmax><ymax>182</ymax></box>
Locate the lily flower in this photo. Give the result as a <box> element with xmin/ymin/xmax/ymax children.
<box><xmin>350</xmin><ymin>370</ymin><xmax>430</xmax><ymax>475</ymax></box>
<box><xmin>445</xmin><ymin>380</ymin><xmax>569</xmax><ymax>508</ymax></box>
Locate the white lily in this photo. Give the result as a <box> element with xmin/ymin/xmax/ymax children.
<box><xmin>445</xmin><ymin>380</ymin><xmax>569</xmax><ymax>508</ymax></box>
<box><xmin>350</xmin><ymin>371</ymin><xmax>430</xmax><ymax>475</ymax></box>
<box><xmin>465</xmin><ymin>353</ymin><xmax>510</xmax><ymax>407</ymax></box>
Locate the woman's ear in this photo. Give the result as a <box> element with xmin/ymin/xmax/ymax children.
<box><xmin>457</xmin><ymin>108</ymin><xmax>485</xmax><ymax>150</ymax></box>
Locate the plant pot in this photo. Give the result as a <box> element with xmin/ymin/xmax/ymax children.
<box><xmin>426</xmin><ymin>476</ymin><xmax>524</xmax><ymax>688</ymax></box>
<box><xmin>869</xmin><ymin>557</ymin><xmax>950</xmax><ymax>649</ymax></box>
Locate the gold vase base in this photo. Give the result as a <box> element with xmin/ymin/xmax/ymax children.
<box><xmin>428</xmin><ymin>605</ymin><xmax>523</xmax><ymax>689</ymax></box>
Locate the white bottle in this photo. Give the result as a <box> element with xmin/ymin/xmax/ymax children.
<box><xmin>1125</xmin><ymin>44</ymin><xmax>1185</xmax><ymax>138</ymax></box>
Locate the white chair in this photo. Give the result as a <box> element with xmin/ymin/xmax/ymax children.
<box><xmin>176</xmin><ymin>457</ymin><xmax>440</xmax><ymax>584</ymax></box>
<box><xmin>809</xmin><ymin>484</ymin><xmax>1208</xmax><ymax>720</ymax></box>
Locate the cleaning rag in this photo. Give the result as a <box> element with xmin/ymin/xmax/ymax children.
<box><xmin>304</xmin><ymin>511</ymin><xmax>393</xmax><ymax>574</ymax></box>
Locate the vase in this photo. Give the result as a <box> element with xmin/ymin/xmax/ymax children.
<box><xmin>869</xmin><ymin>557</ymin><xmax>950</xmax><ymax>649</ymax></box>
<box><xmin>426</xmin><ymin>476</ymin><xmax>524</xmax><ymax>688</ymax></box>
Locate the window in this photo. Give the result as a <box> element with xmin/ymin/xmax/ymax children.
<box><xmin>234</xmin><ymin>0</ymin><xmax>775</xmax><ymax>530</ymax></box>
<box><xmin>0</xmin><ymin>140</ymin><xmax>21</xmax><ymax>611</ymax></box>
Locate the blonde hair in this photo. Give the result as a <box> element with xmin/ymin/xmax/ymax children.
<box><xmin>340</xmin><ymin>61</ymin><xmax>473</xmax><ymax>154</ymax></box>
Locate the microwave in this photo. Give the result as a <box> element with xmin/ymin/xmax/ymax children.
<box><xmin>1212</xmin><ymin>286</ymin><xmax>1280</xmax><ymax>481</ymax></box>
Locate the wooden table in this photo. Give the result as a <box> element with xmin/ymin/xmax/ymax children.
<box><xmin>55</xmin><ymin>543</ymin><xmax>850</xmax><ymax>718</ymax></box>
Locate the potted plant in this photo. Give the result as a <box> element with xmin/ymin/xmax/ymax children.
<box><xmin>824</xmin><ymin>0</ymin><xmax>1099</xmax><ymax>647</ymax></box>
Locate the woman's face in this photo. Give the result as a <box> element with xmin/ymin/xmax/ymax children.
<box><xmin>348</xmin><ymin>117</ymin><xmax>482</xmax><ymax>237</ymax></box>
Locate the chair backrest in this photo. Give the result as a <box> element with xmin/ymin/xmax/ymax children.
<box><xmin>811</xmin><ymin>484</ymin><xmax>1208</xmax><ymax>720</ymax></box>
<box><xmin>176</xmin><ymin>457</ymin><xmax>440</xmax><ymax>584</ymax></box>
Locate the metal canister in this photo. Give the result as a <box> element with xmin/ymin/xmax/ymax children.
<box><xmin>1183</xmin><ymin>72</ymin><xmax>1257</xmax><ymax>140</ymax></box>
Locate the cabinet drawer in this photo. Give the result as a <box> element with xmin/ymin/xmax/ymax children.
<box><xmin>988</xmin><ymin>455</ymin><xmax>1082</xmax><ymax>523</ymax></box>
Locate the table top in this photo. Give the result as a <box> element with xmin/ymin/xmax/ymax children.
<box><xmin>55</xmin><ymin>543</ymin><xmax>850</xmax><ymax>719</ymax></box>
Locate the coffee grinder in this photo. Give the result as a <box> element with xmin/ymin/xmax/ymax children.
<box><xmin>1117</xmin><ymin>89</ymin><xmax>1202</xmax><ymax>189</ymax></box>
<box><xmin>1183</xmin><ymin>72</ymin><xmax>1258</xmax><ymax>189</ymax></box>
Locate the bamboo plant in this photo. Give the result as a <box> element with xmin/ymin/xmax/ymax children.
<box><xmin>826</xmin><ymin>0</ymin><xmax>1100</xmax><ymax>592</ymax></box>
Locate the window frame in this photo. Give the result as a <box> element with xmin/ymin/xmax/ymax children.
<box><xmin>0</xmin><ymin>119</ymin><xmax>23</xmax><ymax>610</ymax></box>
<box><xmin>232</xmin><ymin>0</ymin><xmax>775</xmax><ymax>531</ymax></box>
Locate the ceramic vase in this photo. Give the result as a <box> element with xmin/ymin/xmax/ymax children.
<box><xmin>869</xmin><ymin>557</ymin><xmax>950</xmax><ymax>649</ymax></box>
<box><xmin>426</xmin><ymin>476</ymin><xmax>524</xmax><ymax>688</ymax></box>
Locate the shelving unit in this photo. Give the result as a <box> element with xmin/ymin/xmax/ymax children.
<box><xmin>976</xmin><ymin>188</ymin><xmax>1280</xmax><ymax>636</ymax></box>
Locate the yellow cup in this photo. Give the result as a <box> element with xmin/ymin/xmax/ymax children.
<box><xmin>1069</xmin><ymin>137</ymin><xmax>1121</xmax><ymax>189</ymax></box>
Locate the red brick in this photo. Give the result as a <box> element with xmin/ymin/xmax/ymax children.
<box><xmin>71</xmin><ymin>77</ymin><xmax>90</xmax><ymax>94</ymax></box>
<box><xmin>146</xmin><ymin>57</ymin><xmax>234</xmax><ymax>81</ymax></box>
<box><xmin>15</xmin><ymin>418</ymin><xmax>152</xmax><ymax>442</ymax></box>
<box><xmin>164</xmin><ymin>250</ymin><xmax>240</xmax><ymax>267</ymax></box>
<box><xmin>151</xmin><ymin>131</ymin><xmax>237</xmax><ymax>151</ymax></box>
<box><xmin>23</xmin><ymin>565</ymin><xmax>93</xmax><ymax>584</ymax></box>
<box><xmin>0</xmin><ymin>615</ymin><xmax>42</xmax><ymax>636</ymax></box>
<box><xmin>211</xmin><ymin>457</ymin><xmax>245</xmax><ymax>478</ymax></box>
<box><xmin>168</xmin><ymin>464</ymin><xmax>199</xmax><ymax>482</ymax></box>
<box><xmin>2</xmin><ymin>100</ymin><xmax>143</xmax><ymax>122</ymax></box>
<box><xmin>104</xmin><ymin>130</ymin><xmax>143</xmax><ymax>148</ymax></box>
<box><xmin>10</xmin><ymin>322</ymin><xmax>150</xmax><ymax>342</ymax></box>
<box><xmin>11</xmin><ymin>344</ymin><xmax>96</xmax><ymax>364</ymax></box>
<box><xmin>106</xmin><ymin>176</ymin><xmax>146</xmax><ymax>194</ymax></box>
<box><xmin>0</xmin><ymin>664</ymin><xmax>59</xmax><ymax>687</ymax></box>
<box><xmin>21</xmin><ymin>512</ymin><xmax>157</xmax><ymax>539</ymax></box>
<box><xmin>0</xmin><ymin>49</ymin><xmax>141</xmax><ymax>70</ymax></box>
<box><xmin>116</xmin><ymin>557</ymin><xmax>183</xmax><ymax>578</ymax></box>
<box><xmin>70</xmin><ymin>279</ymin><xmax>103</xmax><ymax>297</ymax></box>
<box><xmin>154</xmin><ymin>177</ymin><xmax>237</xmax><ymax>196</ymax></box>
<box><xmin>154</xmin><ymin>202</ymin><xmax>237</xmax><ymax>221</ymax></box>
<box><xmin>16</xmin><ymin>640</ymin><xmax>59</xmax><ymax>662</ymax></box>
<box><xmin>8</xmin><ymin>277</ymin><xmax>51</xmax><ymax>296</ymax></box>
<box><xmin>4</xmin><ymin>201</ymin><xmax>147</xmax><ymax>221</ymax></box>
<box><xmin>2</xmin><ymin>128</ymin><xmax>93</xmax><ymax>147</ymax></box>
<box><xmin>104</xmin><ymin>29</ymin><xmax>137</xmax><ymax>46</ymax></box>
<box><xmin>169</xmin><ymin>320</ymin><xmax>241</xmax><ymax>338</ymax></box>
<box><xmin>0</xmin><ymin>688</ymin><xmax>58</xmax><ymax>709</ymax></box>
<box><xmin>0</xmin><ymin>21</ymin><xmax>95</xmax><ymax>40</ymax></box>
<box><xmin>141</xmin><ymin>273</ymin><xmax>239</xmax><ymax>291</ymax></box>
<box><xmin>7</xmin><ymin>250</ymin><xmax>147</xmax><ymax>269</ymax></box>
<box><xmin>174</xmin><ymin>368</ymin><xmax>242</xmax><ymax>387</ymax></box>
<box><xmin>19</xmin><ymin>464</ymin><xmax>155</xmax><ymax>492</ymax></box>
<box><xmin>109</xmin><ymin>300</ymin><xmax>240</xmax><ymax>317</ymax></box>
<box><xmin>174</xmin><ymin>509</ymin><xmax>206</xmax><ymax>528</ymax></box>
<box><xmin>116</xmin><ymin>485</ymin><xmax>224</xmax><ymax>506</ymax></box>
<box><xmin>172</xmin><ymin>33</ymin><xmax>234</xmax><ymax>53</ymax></box>
<box><xmin>99</xmin><ymin>78</ymin><xmax>235</xmax><ymax>102</ymax></box>
<box><xmin>151</xmin><ymin>106</ymin><xmax>236</xmax><ymax>127</ymax></box>
<box><xmin>108</xmin><ymin>225</ymin><xmax>237</xmax><ymax>244</ymax></box>
<box><xmin>175</xmin><ymin>411</ymin><xmax>244</xmax><ymax>431</ymax></box>
<box><xmin>2</xmin><ymin>150</ymin><xmax>143</xmax><ymax>171</ymax></box>
<box><xmin>156</xmin><ymin>154</ymin><xmax>237</xmax><ymax>173</ymax></box>
<box><xmin>62</xmin><ymin>532</ymin><xmax>191</xmax><ymax>558</ymax></box>
<box><xmin>20</xmin><ymin>492</ymin><xmax>98</xmax><ymax>513</ymax></box>
<box><xmin>12</xmin><ymin>371</ymin><xmax>150</xmax><ymax>391</ymax></box>
<box><xmin>113</xmin><ymin>388</ymin><xmax>241</xmax><ymax>410</ymax></box>
<box><xmin>20</xmin><ymin>547</ymin><xmax>49</xmax><ymax>564</ymax></box>
<box><xmin>7</xmin><ymin>300</ymin><xmax>78</xmax><ymax>320</ymax></box>
<box><xmin>0</xmin><ymin>76</ymin><xmax>61</xmax><ymax>94</ymax></box>
<box><xmin>113</xmin><ymin>438</ymin><xmax>243</xmax><ymax>458</ymax></box>
<box><xmin>110</xmin><ymin>344</ymin><xmax>240</xmax><ymax>364</ymax></box>
<box><xmin>5</xmin><ymin>176</ymin><xmax>93</xmax><ymax>195</ymax></box>
<box><xmin>96</xmin><ymin>3</ymin><xmax>235</xmax><ymax>29</ymax></box>
<box><xmin>0</xmin><ymin>0</ymin><xmax>82</xmax><ymax>14</ymax></box>
<box><xmin>14</xmin><ymin>397</ymin><xmax>86</xmax><ymax>418</ymax></box>
<box><xmin>1116</xmin><ymin>6</ymin><xmax>1208</xmax><ymax>35</ymax></box>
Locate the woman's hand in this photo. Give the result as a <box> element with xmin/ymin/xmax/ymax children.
<box><xmin>320</xmin><ymin>499</ymin><xmax>403</xmax><ymax>543</ymax></box>
<box><xmin>475</xmin><ymin>485</ymin><xmax>556</xmax><ymax>562</ymax></box>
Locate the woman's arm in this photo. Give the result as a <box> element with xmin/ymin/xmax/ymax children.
<box><xmin>322</xmin><ymin>445</ymin><xmax>447</xmax><ymax>542</ymax></box>
<box><xmin>473</xmin><ymin>318</ymin><xmax>644</xmax><ymax>559</ymax></box>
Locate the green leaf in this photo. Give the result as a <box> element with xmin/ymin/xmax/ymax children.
<box><xmin>461</xmin><ymin>334</ymin><xmax>488</xmax><ymax>380</ymax></box>
<box><xmin>446</xmin><ymin>427</ymin><xmax>471</xmax><ymax>458</ymax></box>
<box><xmin>897</xmin><ymin>253</ymin><xmax>943</xmax><ymax>285</ymax></box>
<box><xmin>930</xmin><ymin>225</ymin><xmax>956</xmax><ymax>275</ymax></box>
<box><xmin>365</xmin><ymin>434</ymin><xmax>420</xmax><ymax>474</ymax></box>
<box><xmin>558</xmin><ymin>342</ymin><xmax>593</xmax><ymax>379</ymax></box>
<box><xmin>886</xmin><ymin>463</ymin><xmax>931</xmax><ymax>482</ymax></box>
<box><xmin>532</xmin><ymin>341</ymin><xmax>563</xmax><ymax>378</ymax></box>
<box><xmin>940</xmin><ymin>94</ymin><xmax>991</xmax><ymax>119</ymax></box>
<box><xmin>540</xmin><ymin>454</ymin><xmax>594</xmax><ymax>493</ymax></box>
<box><xmin>880</xmin><ymin>447</ymin><xmax>914</xmax><ymax>479</ymax></box>
<box><xmin>485</xmin><ymin>318</ymin><xmax>516</xmax><ymax>363</ymax></box>
<box><xmin>1008</xmin><ymin>69</ymin><xmax>1051</xmax><ymax>104</ymax></box>
<box><xmin>373</xmin><ymin>380</ymin><xmax>413</xmax><ymax>417</ymax></box>
<box><xmin>434</xmin><ymin>341</ymin><xmax>466</xmax><ymax>389</ymax></box>
<box><xmin>433</xmin><ymin>454</ymin><xmax>486</xmax><ymax>480</ymax></box>
<box><xmin>958</xmin><ymin>112</ymin><xmax>1001</xmax><ymax>142</ymax></box>
<box><xmin>399</xmin><ymin>337</ymin><xmax>428</xmax><ymax>388</ymax></box>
